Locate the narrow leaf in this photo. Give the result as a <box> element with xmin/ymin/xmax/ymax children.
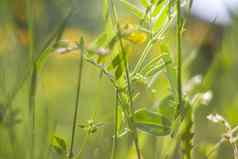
<box><xmin>140</xmin><ymin>0</ymin><xmax>150</xmax><ymax>8</ymax></box>
<box><xmin>36</xmin><ymin>8</ymin><xmax>73</xmax><ymax>70</ymax></box>
<box><xmin>120</xmin><ymin>0</ymin><xmax>144</xmax><ymax>18</ymax></box>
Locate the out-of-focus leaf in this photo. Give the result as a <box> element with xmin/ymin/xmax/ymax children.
<box><xmin>103</xmin><ymin>0</ymin><xmax>109</xmax><ymax>19</ymax></box>
<box><xmin>51</xmin><ymin>136</ymin><xmax>67</xmax><ymax>155</ymax></box>
<box><xmin>140</xmin><ymin>0</ymin><xmax>150</xmax><ymax>8</ymax></box>
<box><xmin>115</xmin><ymin>66</ymin><xmax>123</xmax><ymax>80</ymax></box>
<box><xmin>151</xmin><ymin>0</ymin><xmax>166</xmax><ymax>17</ymax></box>
<box><xmin>112</xmin><ymin>54</ymin><xmax>122</xmax><ymax>68</ymax></box>
<box><xmin>91</xmin><ymin>32</ymin><xmax>108</xmax><ymax>49</ymax></box>
<box><xmin>152</xmin><ymin>1</ymin><xmax>170</xmax><ymax>32</ymax></box>
<box><xmin>117</xmin><ymin>128</ymin><xmax>130</xmax><ymax>138</ymax></box>
<box><xmin>120</xmin><ymin>0</ymin><xmax>144</xmax><ymax>18</ymax></box>
<box><xmin>134</xmin><ymin>109</ymin><xmax>171</xmax><ymax>136</ymax></box>
<box><xmin>138</xmin><ymin>54</ymin><xmax>172</xmax><ymax>88</ymax></box>
<box><xmin>165</xmin><ymin>65</ymin><xmax>177</xmax><ymax>95</ymax></box>
<box><xmin>141</xmin><ymin>54</ymin><xmax>172</xmax><ymax>73</ymax></box>
<box><xmin>108</xmin><ymin>35</ymin><xmax>118</xmax><ymax>50</ymax></box>
<box><xmin>36</xmin><ymin>8</ymin><xmax>73</xmax><ymax>70</ymax></box>
<box><xmin>158</xmin><ymin>95</ymin><xmax>176</xmax><ymax>121</ymax></box>
<box><xmin>151</xmin><ymin>0</ymin><xmax>160</xmax><ymax>5</ymax></box>
<box><xmin>145</xmin><ymin>55</ymin><xmax>172</xmax><ymax>77</ymax></box>
<box><xmin>133</xmin><ymin>73</ymin><xmax>148</xmax><ymax>85</ymax></box>
<box><xmin>160</xmin><ymin>45</ymin><xmax>177</xmax><ymax>94</ymax></box>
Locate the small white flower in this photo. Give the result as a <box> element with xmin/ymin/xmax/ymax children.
<box><xmin>207</xmin><ymin>113</ymin><xmax>231</xmax><ymax>130</ymax></box>
<box><xmin>95</xmin><ymin>48</ymin><xmax>110</xmax><ymax>56</ymax></box>
<box><xmin>184</xmin><ymin>74</ymin><xmax>203</xmax><ymax>94</ymax></box>
<box><xmin>207</xmin><ymin>114</ymin><xmax>224</xmax><ymax>123</ymax></box>
<box><xmin>56</xmin><ymin>48</ymin><xmax>68</xmax><ymax>54</ymax></box>
<box><xmin>201</xmin><ymin>91</ymin><xmax>213</xmax><ymax>105</ymax></box>
<box><xmin>193</xmin><ymin>75</ymin><xmax>203</xmax><ymax>85</ymax></box>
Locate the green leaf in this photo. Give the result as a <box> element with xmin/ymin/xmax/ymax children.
<box><xmin>120</xmin><ymin>0</ymin><xmax>144</xmax><ymax>18</ymax></box>
<box><xmin>134</xmin><ymin>109</ymin><xmax>171</xmax><ymax>136</ymax></box>
<box><xmin>165</xmin><ymin>65</ymin><xmax>177</xmax><ymax>95</ymax></box>
<box><xmin>36</xmin><ymin>8</ymin><xmax>73</xmax><ymax>70</ymax></box>
<box><xmin>145</xmin><ymin>58</ymin><xmax>171</xmax><ymax>77</ymax></box>
<box><xmin>103</xmin><ymin>0</ymin><xmax>109</xmax><ymax>19</ymax></box>
<box><xmin>160</xmin><ymin>45</ymin><xmax>177</xmax><ymax>94</ymax></box>
<box><xmin>112</xmin><ymin>54</ymin><xmax>122</xmax><ymax>68</ymax></box>
<box><xmin>91</xmin><ymin>32</ymin><xmax>108</xmax><ymax>49</ymax></box>
<box><xmin>151</xmin><ymin>0</ymin><xmax>160</xmax><ymax>4</ymax></box>
<box><xmin>158</xmin><ymin>95</ymin><xmax>176</xmax><ymax>121</ymax></box>
<box><xmin>140</xmin><ymin>0</ymin><xmax>150</xmax><ymax>8</ymax></box>
<box><xmin>51</xmin><ymin>136</ymin><xmax>67</xmax><ymax>155</ymax></box>
<box><xmin>152</xmin><ymin>1</ymin><xmax>170</xmax><ymax>32</ymax></box>
<box><xmin>115</xmin><ymin>65</ymin><xmax>123</xmax><ymax>80</ymax></box>
<box><xmin>151</xmin><ymin>0</ymin><xmax>166</xmax><ymax>17</ymax></box>
<box><xmin>140</xmin><ymin>54</ymin><xmax>171</xmax><ymax>74</ymax></box>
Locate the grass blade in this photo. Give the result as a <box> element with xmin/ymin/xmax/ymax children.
<box><xmin>68</xmin><ymin>37</ymin><xmax>85</xmax><ymax>159</ymax></box>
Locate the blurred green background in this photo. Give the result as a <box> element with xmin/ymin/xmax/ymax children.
<box><xmin>0</xmin><ymin>0</ymin><xmax>238</xmax><ymax>159</ymax></box>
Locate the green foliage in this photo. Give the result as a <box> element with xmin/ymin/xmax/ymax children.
<box><xmin>158</xmin><ymin>95</ymin><xmax>176</xmax><ymax>121</ymax></box>
<box><xmin>1</xmin><ymin>0</ymin><xmax>237</xmax><ymax>159</ymax></box>
<box><xmin>51</xmin><ymin>136</ymin><xmax>67</xmax><ymax>155</ymax></box>
<box><xmin>134</xmin><ymin>108</ymin><xmax>171</xmax><ymax>136</ymax></box>
<box><xmin>36</xmin><ymin>8</ymin><xmax>73</xmax><ymax>70</ymax></box>
<box><xmin>140</xmin><ymin>0</ymin><xmax>150</xmax><ymax>8</ymax></box>
<box><xmin>120</xmin><ymin>0</ymin><xmax>144</xmax><ymax>18</ymax></box>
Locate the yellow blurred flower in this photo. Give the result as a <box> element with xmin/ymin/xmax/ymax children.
<box><xmin>127</xmin><ymin>31</ymin><xmax>147</xmax><ymax>44</ymax></box>
<box><xmin>120</xmin><ymin>23</ymin><xmax>147</xmax><ymax>44</ymax></box>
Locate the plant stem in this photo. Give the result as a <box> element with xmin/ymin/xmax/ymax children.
<box><xmin>27</xmin><ymin>0</ymin><xmax>34</xmax><ymax>62</ymax></box>
<box><xmin>132</xmin><ymin>12</ymin><xmax>176</xmax><ymax>75</ymax></box>
<box><xmin>27</xmin><ymin>0</ymin><xmax>36</xmax><ymax>158</ymax></box>
<box><xmin>110</xmin><ymin>1</ymin><xmax>141</xmax><ymax>158</ymax></box>
<box><xmin>68</xmin><ymin>41</ymin><xmax>85</xmax><ymax>159</ymax></box>
<box><xmin>176</xmin><ymin>0</ymin><xmax>183</xmax><ymax>116</ymax></box>
<box><xmin>28</xmin><ymin>65</ymin><xmax>38</xmax><ymax>159</ymax></box>
<box><xmin>111</xmin><ymin>0</ymin><xmax>141</xmax><ymax>159</ymax></box>
<box><xmin>111</xmin><ymin>89</ymin><xmax>119</xmax><ymax>159</ymax></box>
<box><xmin>118</xmin><ymin>27</ymin><xmax>141</xmax><ymax>159</ymax></box>
<box><xmin>176</xmin><ymin>1</ymin><xmax>193</xmax><ymax>158</ymax></box>
<box><xmin>181</xmin><ymin>107</ymin><xmax>193</xmax><ymax>159</ymax></box>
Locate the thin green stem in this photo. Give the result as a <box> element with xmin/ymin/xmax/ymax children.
<box><xmin>68</xmin><ymin>41</ymin><xmax>85</xmax><ymax>159</ymax></box>
<box><xmin>27</xmin><ymin>0</ymin><xmax>34</xmax><ymax>63</ymax></box>
<box><xmin>176</xmin><ymin>0</ymin><xmax>183</xmax><ymax>116</ymax></box>
<box><xmin>133</xmin><ymin>39</ymin><xmax>154</xmax><ymax>75</ymax></box>
<box><xmin>118</xmin><ymin>26</ymin><xmax>141</xmax><ymax>159</ymax></box>
<box><xmin>111</xmin><ymin>89</ymin><xmax>119</xmax><ymax>159</ymax></box>
<box><xmin>26</xmin><ymin>0</ymin><xmax>36</xmax><ymax>158</ymax></box>
<box><xmin>110</xmin><ymin>1</ymin><xmax>141</xmax><ymax>158</ymax></box>
<box><xmin>132</xmin><ymin>13</ymin><xmax>176</xmax><ymax>75</ymax></box>
<box><xmin>207</xmin><ymin>138</ymin><xmax>225</xmax><ymax>157</ymax></box>
<box><xmin>28</xmin><ymin>65</ymin><xmax>38</xmax><ymax>159</ymax></box>
<box><xmin>84</xmin><ymin>56</ymin><xmax>117</xmax><ymax>88</ymax></box>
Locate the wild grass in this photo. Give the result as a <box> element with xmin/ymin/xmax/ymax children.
<box><xmin>0</xmin><ymin>0</ymin><xmax>238</xmax><ymax>159</ymax></box>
